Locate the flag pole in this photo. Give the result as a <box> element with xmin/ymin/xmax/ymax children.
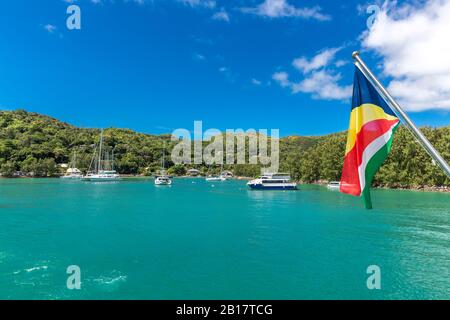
<box><xmin>352</xmin><ymin>51</ymin><xmax>450</xmax><ymax>178</ymax></box>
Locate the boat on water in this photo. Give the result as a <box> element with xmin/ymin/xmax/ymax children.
<box><xmin>327</xmin><ymin>181</ymin><xmax>341</xmax><ymax>190</ymax></box>
<box><xmin>220</xmin><ymin>171</ymin><xmax>233</xmax><ymax>179</ymax></box>
<box><xmin>82</xmin><ymin>129</ymin><xmax>120</xmax><ymax>182</ymax></box>
<box><xmin>155</xmin><ymin>175</ymin><xmax>172</xmax><ymax>185</ymax></box>
<box><xmin>60</xmin><ymin>152</ymin><xmax>82</xmax><ymax>179</ymax></box>
<box><xmin>84</xmin><ymin>170</ymin><xmax>120</xmax><ymax>181</ymax></box>
<box><xmin>205</xmin><ymin>163</ymin><xmax>228</xmax><ymax>182</ymax></box>
<box><xmin>247</xmin><ymin>173</ymin><xmax>298</xmax><ymax>190</ymax></box>
<box><xmin>61</xmin><ymin>167</ymin><xmax>83</xmax><ymax>179</ymax></box>
<box><xmin>154</xmin><ymin>144</ymin><xmax>172</xmax><ymax>186</ymax></box>
<box><xmin>205</xmin><ymin>175</ymin><xmax>226</xmax><ymax>182</ymax></box>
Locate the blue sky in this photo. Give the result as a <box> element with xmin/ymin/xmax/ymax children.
<box><xmin>0</xmin><ymin>0</ymin><xmax>448</xmax><ymax>136</ymax></box>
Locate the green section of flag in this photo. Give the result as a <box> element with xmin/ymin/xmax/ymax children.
<box><xmin>361</xmin><ymin>124</ymin><xmax>399</xmax><ymax>209</ymax></box>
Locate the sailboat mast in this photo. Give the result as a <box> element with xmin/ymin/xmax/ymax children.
<box><xmin>112</xmin><ymin>148</ymin><xmax>114</xmax><ymax>171</ymax></box>
<box><xmin>98</xmin><ymin>129</ymin><xmax>103</xmax><ymax>173</ymax></box>
<box><xmin>69</xmin><ymin>152</ymin><xmax>74</xmax><ymax>170</ymax></box>
<box><xmin>162</xmin><ymin>144</ymin><xmax>165</xmax><ymax>170</ymax></box>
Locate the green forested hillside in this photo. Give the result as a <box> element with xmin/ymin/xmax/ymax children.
<box><xmin>0</xmin><ymin>110</ymin><xmax>170</xmax><ymax>177</ymax></box>
<box><xmin>0</xmin><ymin>110</ymin><xmax>449</xmax><ymax>188</ymax></box>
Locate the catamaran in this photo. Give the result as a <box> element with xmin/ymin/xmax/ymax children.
<box><xmin>247</xmin><ymin>173</ymin><xmax>298</xmax><ymax>190</ymax></box>
<box><xmin>154</xmin><ymin>145</ymin><xmax>172</xmax><ymax>186</ymax></box>
<box><xmin>60</xmin><ymin>152</ymin><xmax>83</xmax><ymax>179</ymax></box>
<box><xmin>82</xmin><ymin>129</ymin><xmax>120</xmax><ymax>182</ymax></box>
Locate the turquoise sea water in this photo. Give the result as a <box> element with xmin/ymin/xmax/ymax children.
<box><xmin>0</xmin><ymin>178</ymin><xmax>449</xmax><ymax>300</ymax></box>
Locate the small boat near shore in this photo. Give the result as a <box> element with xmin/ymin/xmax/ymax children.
<box><xmin>247</xmin><ymin>173</ymin><xmax>297</xmax><ymax>190</ymax></box>
<box><xmin>60</xmin><ymin>152</ymin><xmax>83</xmax><ymax>179</ymax></box>
<box><xmin>205</xmin><ymin>175</ymin><xmax>226</xmax><ymax>182</ymax></box>
<box><xmin>327</xmin><ymin>181</ymin><xmax>341</xmax><ymax>190</ymax></box>
<box><xmin>61</xmin><ymin>168</ymin><xmax>83</xmax><ymax>179</ymax></box>
<box><xmin>155</xmin><ymin>175</ymin><xmax>172</xmax><ymax>185</ymax></box>
<box><xmin>205</xmin><ymin>163</ymin><xmax>229</xmax><ymax>182</ymax></box>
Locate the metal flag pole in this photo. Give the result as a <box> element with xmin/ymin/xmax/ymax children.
<box><xmin>352</xmin><ymin>51</ymin><xmax>450</xmax><ymax>178</ymax></box>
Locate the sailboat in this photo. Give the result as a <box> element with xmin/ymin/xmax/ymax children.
<box><xmin>82</xmin><ymin>129</ymin><xmax>120</xmax><ymax>182</ymax></box>
<box><xmin>154</xmin><ymin>144</ymin><xmax>172</xmax><ymax>186</ymax></box>
<box><xmin>61</xmin><ymin>152</ymin><xmax>83</xmax><ymax>179</ymax></box>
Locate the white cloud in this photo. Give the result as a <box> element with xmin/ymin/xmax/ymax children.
<box><xmin>273</xmin><ymin>48</ymin><xmax>351</xmax><ymax>100</ymax></box>
<box><xmin>272</xmin><ymin>72</ymin><xmax>290</xmax><ymax>87</ymax></box>
<box><xmin>212</xmin><ymin>8</ymin><xmax>230</xmax><ymax>22</ymax></box>
<box><xmin>240</xmin><ymin>0</ymin><xmax>331</xmax><ymax>21</ymax></box>
<box><xmin>362</xmin><ymin>0</ymin><xmax>450</xmax><ymax>111</ymax></box>
<box><xmin>292</xmin><ymin>70</ymin><xmax>352</xmax><ymax>100</ymax></box>
<box><xmin>334</xmin><ymin>60</ymin><xmax>348</xmax><ymax>68</ymax></box>
<box><xmin>292</xmin><ymin>47</ymin><xmax>341</xmax><ymax>73</ymax></box>
<box><xmin>192</xmin><ymin>53</ymin><xmax>206</xmax><ymax>61</ymax></box>
<box><xmin>44</xmin><ymin>24</ymin><xmax>57</xmax><ymax>33</ymax></box>
<box><xmin>251</xmin><ymin>78</ymin><xmax>262</xmax><ymax>85</ymax></box>
<box><xmin>179</xmin><ymin>0</ymin><xmax>216</xmax><ymax>9</ymax></box>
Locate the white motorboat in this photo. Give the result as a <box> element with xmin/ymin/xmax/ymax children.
<box><xmin>247</xmin><ymin>173</ymin><xmax>298</xmax><ymax>190</ymax></box>
<box><xmin>327</xmin><ymin>181</ymin><xmax>341</xmax><ymax>190</ymax></box>
<box><xmin>205</xmin><ymin>175</ymin><xmax>226</xmax><ymax>182</ymax></box>
<box><xmin>205</xmin><ymin>163</ymin><xmax>227</xmax><ymax>182</ymax></box>
<box><xmin>155</xmin><ymin>176</ymin><xmax>172</xmax><ymax>185</ymax></box>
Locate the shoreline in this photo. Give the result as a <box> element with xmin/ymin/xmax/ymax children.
<box><xmin>1</xmin><ymin>175</ymin><xmax>448</xmax><ymax>193</ymax></box>
<box><xmin>2</xmin><ymin>110</ymin><xmax>449</xmax><ymax>194</ymax></box>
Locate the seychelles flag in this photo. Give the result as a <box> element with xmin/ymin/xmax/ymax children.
<box><xmin>340</xmin><ymin>67</ymin><xmax>400</xmax><ymax>209</ymax></box>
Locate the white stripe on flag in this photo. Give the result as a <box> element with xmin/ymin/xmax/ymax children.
<box><xmin>357</xmin><ymin>123</ymin><xmax>398</xmax><ymax>192</ymax></box>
